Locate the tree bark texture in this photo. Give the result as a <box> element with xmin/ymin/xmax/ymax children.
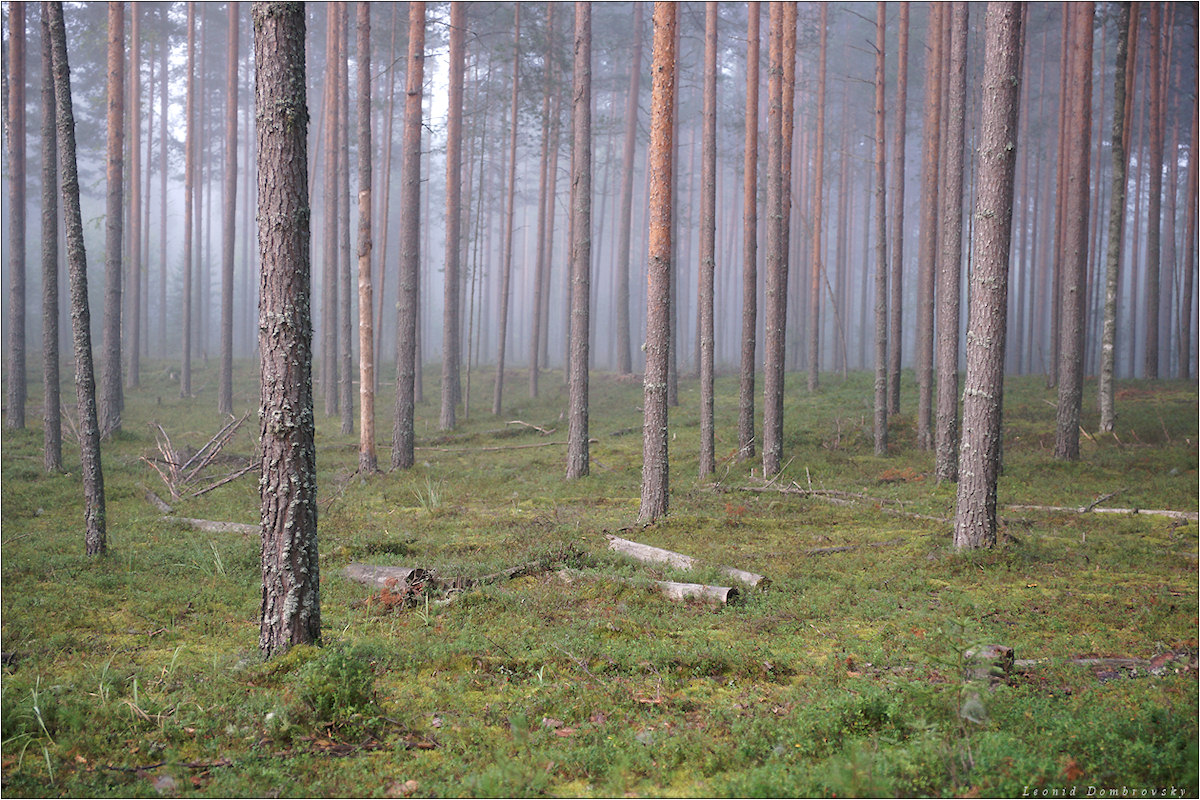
<box><xmin>954</xmin><ymin>1</ymin><xmax>1023</xmax><ymax>550</ymax></box>
<box><xmin>219</xmin><ymin>2</ymin><xmax>239</xmax><ymax>417</ymax></box>
<box><xmin>493</xmin><ymin>5</ymin><xmax>522</xmax><ymax>414</ymax></box>
<box><xmin>6</xmin><ymin>1</ymin><xmax>25</xmax><ymax>430</ymax></box>
<box><xmin>391</xmin><ymin>1</ymin><xmax>424</xmax><ymax>470</ymax></box>
<box><xmin>806</xmin><ymin>4</ymin><xmax>828</xmax><ymax>393</ymax></box>
<box><xmin>440</xmin><ymin>2</ymin><xmax>466</xmax><ymax>431</ymax></box>
<box><xmin>887</xmin><ymin>2</ymin><xmax>909</xmax><ymax>415</ymax></box>
<box><xmin>872</xmin><ymin>1</ymin><xmax>888</xmax><ymax>457</ymax></box>
<box><xmin>1099</xmin><ymin>2</ymin><xmax>1130</xmax><ymax>431</ymax></box>
<box><xmin>356</xmin><ymin>1</ymin><xmax>377</xmax><ymax>473</ymax></box>
<box><xmin>915</xmin><ymin>2</ymin><xmax>943</xmax><ymax>450</ymax></box>
<box><xmin>614</xmin><ymin>3</ymin><xmax>643</xmax><ymax>377</ymax></box>
<box><xmin>1142</xmin><ymin>2</ymin><xmax>1162</xmax><ymax>379</ymax></box>
<box><xmin>761</xmin><ymin>2</ymin><xmax>784</xmax><ymax>478</ymax></box>
<box><xmin>41</xmin><ymin>5</ymin><xmax>61</xmax><ymax>471</ymax></box>
<box><xmin>698</xmin><ymin>1</ymin><xmax>717</xmax><ymax>480</ymax></box>
<box><xmin>935</xmin><ymin>2</ymin><xmax>968</xmax><ymax>480</ymax></box>
<box><xmin>48</xmin><ymin>0</ymin><xmax>107</xmax><ymax>556</ymax></box>
<box><xmin>1054</xmin><ymin>4</ymin><xmax>1093</xmax><ymax>461</ymax></box>
<box><xmin>639</xmin><ymin>2</ymin><xmax>676</xmax><ymax>525</ymax></box>
<box><xmin>100</xmin><ymin>2</ymin><xmax>125</xmax><ymax>435</ymax></box>
<box><xmin>566</xmin><ymin>2</ymin><xmax>592</xmax><ymax>480</ymax></box>
<box><xmin>737</xmin><ymin>2</ymin><xmax>760</xmax><ymax>460</ymax></box>
<box><xmin>253</xmin><ymin>0</ymin><xmax>320</xmax><ymax>659</ymax></box>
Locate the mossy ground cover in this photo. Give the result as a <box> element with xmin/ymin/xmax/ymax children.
<box><xmin>2</xmin><ymin>361</ymin><xmax>1196</xmax><ymax>797</ymax></box>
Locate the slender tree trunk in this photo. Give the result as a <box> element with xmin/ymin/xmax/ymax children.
<box><xmin>1048</xmin><ymin>9</ymin><xmax>1068</xmax><ymax>388</ymax></box>
<box><xmin>872</xmin><ymin>1</ymin><xmax>888</xmax><ymax>457</ymax></box>
<box><xmin>373</xmin><ymin>4</ymin><xmax>398</xmax><ymax>388</ymax></box>
<box><xmin>100</xmin><ymin>2</ymin><xmax>125</xmax><ymax>435</ymax></box>
<box><xmin>639</xmin><ymin>2</ymin><xmax>676</xmax><ymax>525</ymax></box>
<box><xmin>566</xmin><ymin>1</ymin><xmax>592</xmax><ymax>479</ymax></box>
<box><xmin>391</xmin><ymin>1</ymin><xmax>425</xmax><ymax>470</ymax></box>
<box><xmin>698</xmin><ymin>1</ymin><xmax>717</xmax><ymax>479</ymax></box>
<box><xmin>6</xmin><ymin>1</ymin><xmax>25</xmax><ymax>430</ymax></box>
<box><xmin>355</xmin><ymin>1</ymin><xmax>376</xmax><ymax>472</ymax></box>
<box><xmin>616</xmin><ymin>2</ymin><xmax>643</xmax><ymax>377</ymax></box>
<box><xmin>1180</xmin><ymin>99</ymin><xmax>1198</xmax><ymax>381</ymax></box>
<box><xmin>887</xmin><ymin>2</ymin><xmax>909</xmax><ymax>415</ymax></box>
<box><xmin>493</xmin><ymin>5</ymin><xmax>522</xmax><ymax>414</ymax></box>
<box><xmin>322</xmin><ymin>7</ymin><xmax>339</xmax><ymax>416</ymax></box>
<box><xmin>737</xmin><ymin>2</ymin><xmax>760</xmax><ymax>460</ymax></box>
<box><xmin>530</xmin><ymin>4</ymin><xmax>555</xmax><ymax>398</ymax></box>
<box><xmin>1142</xmin><ymin>2</ymin><xmax>1163</xmax><ymax>379</ymax></box>
<box><xmin>128</xmin><ymin>5</ymin><xmax>141</xmax><ymax>388</ymax></box>
<box><xmin>253</xmin><ymin>0</ymin><xmax>319</xmax><ymax>659</ymax></box>
<box><xmin>934</xmin><ymin>3</ymin><xmax>968</xmax><ymax>480</ymax></box>
<box><xmin>337</xmin><ymin>7</ymin><xmax>353</xmax><ymax>434</ymax></box>
<box><xmin>48</xmin><ymin>0</ymin><xmax>106</xmax><ymax>556</ymax></box>
<box><xmin>41</xmin><ymin>6</ymin><xmax>61</xmax><ymax>472</ymax></box>
<box><xmin>440</xmin><ymin>2</ymin><xmax>466</xmax><ymax>430</ymax></box>
<box><xmin>1054</xmin><ymin>3</ymin><xmax>1093</xmax><ymax>461</ymax></box>
<box><xmin>218</xmin><ymin>2</ymin><xmax>238</xmax><ymax>416</ymax></box>
<box><xmin>915</xmin><ymin>2</ymin><xmax>943</xmax><ymax>450</ymax></box>
<box><xmin>159</xmin><ymin>33</ymin><xmax>168</xmax><ymax>360</ymax></box>
<box><xmin>806</xmin><ymin>4</ymin><xmax>827</xmax><ymax>393</ymax></box>
<box><xmin>761</xmin><ymin>2</ymin><xmax>784</xmax><ymax>477</ymax></box>
<box><xmin>182</xmin><ymin>2</ymin><xmax>196</xmax><ymax>397</ymax></box>
<box><xmin>954</xmin><ymin>1</ymin><xmax>1023</xmax><ymax>550</ymax></box>
<box><xmin>1099</xmin><ymin>2</ymin><xmax>1131</xmax><ymax>431</ymax></box>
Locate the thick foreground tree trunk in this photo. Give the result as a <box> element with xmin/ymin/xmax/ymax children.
<box><xmin>253</xmin><ymin>0</ymin><xmax>320</xmax><ymax>659</ymax></box>
<box><xmin>954</xmin><ymin>1</ymin><xmax>1023</xmax><ymax>550</ymax></box>
<box><xmin>638</xmin><ymin>2</ymin><xmax>676</xmax><ymax>525</ymax></box>
<box><xmin>49</xmin><ymin>0</ymin><xmax>107</xmax><ymax>556</ymax></box>
<box><xmin>41</xmin><ymin>6</ymin><xmax>62</xmax><ymax>472</ymax></box>
<box><xmin>100</xmin><ymin>2</ymin><xmax>124</xmax><ymax>435</ymax></box>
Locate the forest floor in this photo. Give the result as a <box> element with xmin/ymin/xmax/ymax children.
<box><xmin>1</xmin><ymin>361</ymin><xmax>1197</xmax><ymax>798</ymax></box>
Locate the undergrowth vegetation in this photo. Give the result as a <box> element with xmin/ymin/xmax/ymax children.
<box><xmin>2</xmin><ymin>360</ymin><xmax>1197</xmax><ymax>797</ymax></box>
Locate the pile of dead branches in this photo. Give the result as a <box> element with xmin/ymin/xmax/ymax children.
<box><xmin>142</xmin><ymin>413</ymin><xmax>258</xmax><ymax>501</ymax></box>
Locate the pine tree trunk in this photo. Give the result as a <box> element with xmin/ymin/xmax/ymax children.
<box><xmin>737</xmin><ymin>1</ymin><xmax>760</xmax><ymax>460</ymax></box>
<box><xmin>1054</xmin><ymin>4</ymin><xmax>1093</xmax><ymax>461</ymax></box>
<box><xmin>391</xmin><ymin>1</ymin><xmax>425</xmax><ymax>471</ymax></box>
<box><xmin>100</xmin><ymin>2</ymin><xmax>125</xmax><ymax>435</ymax></box>
<box><xmin>1099</xmin><ymin>2</ymin><xmax>1131</xmax><ymax>431</ymax></box>
<box><xmin>1180</xmin><ymin>99</ymin><xmax>1198</xmax><ymax>381</ymax></box>
<box><xmin>218</xmin><ymin>2</ymin><xmax>238</xmax><ymax>417</ymax></box>
<box><xmin>41</xmin><ymin>6</ymin><xmax>61</xmax><ymax>472</ymax></box>
<box><xmin>639</xmin><ymin>2</ymin><xmax>676</xmax><ymax>525</ymax></box>
<box><xmin>48</xmin><ymin>0</ymin><xmax>107</xmax><ymax>556</ymax></box>
<box><xmin>761</xmin><ymin>2</ymin><xmax>784</xmax><ymax>477</ymax></box>
<box><xmin>182</xmin><ymin>2</ymin><xmax>196</xmax><ymax>398</ymax></box>
<box><xmin>253</xmin><ymin>0</ymin><xmax>319</xmax><ymax>659</ymax></box>
<box><xmin>373</xmin><ymin>4</ymin><xmax>398</xmax><ymax>387</ymax></box>
<box><xmin>954</xmin><ymin>1</ymin><xmax>1024</xmax><ymax>550</ymax></box>
<box><xmin>615</xmin><ymin>2</ymin><xmax>643</xmax><ymax>377</ymax></box>
<box><xmin>159</xmin><ymin>34</ymin><xmax>168</xmax><ymax>359</ymax></box>
<box><xmin>806</xmin><ymin>4</ymin><xmax>827</xmax><ymax>394</ymax></box>
<box><xmin>915</xmin><ymin>2</ymin><xmax>943</xmax><ymax>450</ymax></box>
<box><xmin>493</xmin><ymin>5</ymin><xmax>522</xmax><ymax>414</ymax></box>
<box><xmin>934</xmin><ymin>3</ymin><xmax>968</xmax><ymax>480</ymax></box>
<box><xmin>566</xmin><ymin>1</ymin><xmax>592</xmax><ymax>480</ymax></box>
<box><xmin>322</xmin><ymin>7</ymin><xmax>339</xmax><ymax>417</ymax></box>
<box><xmin>6</xmin><ymin>1</ymin><xmax>25</xmax><ymax>430</ymax></box>
<box><xmin>128</xmin><ymin>5</ymin><xmax>141</xmax><ymax>389</ymax></box>
<box><xmin>872</xmin><ymin>1</ymin><xmax>888</xmax><ymax>457</ymax></box>
<box><xmin>356</xmin><ymin>1</ymin><xmax>376</xmax><ymax>472</ymax></box>
<box><xmin>1143</xmin><ymin>3</ymin><xmax>1163</xmax><ymax>378</ymax></box>
<box><xmin>698</xmin><ymin>1</ymin><xmax>717</xmax><ymax>479</ymax></box>
<box><xmin>887</xmin><ymin>2</ymin><xmax>909</xmax><ymax>415</ymax></box>
<box><xmin>337</xmin><ymin>7</ymin><xmax>354</xmax><ymax>434</ymax></box>
<box><xmin>440</xmin><ymin>2</ymin><xmax>466</xmax><ymax>430</ymax></box>
<box><xmin>529</xmin><ymin>4</ymin><xmax>555</xmax><ymax>399</ymax></box>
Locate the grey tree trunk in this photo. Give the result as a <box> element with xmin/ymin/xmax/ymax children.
<box><xmin>493</xmin><ymin>5</ymin><xmax>521</xmax><ymax>414</ymax></box>
<box><xmin>886</xmin><ymin>2</ymin><xmax>909</xmax><ymax>415</ymax></box>
<box><xmin>915</xmin><ymin>2</ymin><xmax>943</xmax><ymax>450</ymax></box>
<box><xmin>391</xmin><ymin>1</ymin><xmax>425</xmax><ymax>471</ymax></box>
<box><xmin>737</xmin><ymin>2</ymin><xmax>760</xmax><ymax>460</ymax></box>
<box><xmin>440</xmin><ymin>2</ymin><xmax>466</xmax><ymax>430</ymax></box>
<box><xmin>935</xmin><ymin>2</ymin><xmax>968</xmax><ymax>480</ymax></box>
<box><xmin>41</xmin><ymin>6</ymin><xmax>61</xmax><ymax>472</ymax></box>
<box><xmin>182</xmin><ymin>2</ymin><xmax>195</xmax><ymax>398</ymax></box>
<box><xmin>1099</xmin><ymin>2</ymin><xmax>1130</xmax><ymax>431</ymax></box>
<box><xmin>954</xmin><ymin>1</ymin><xmax>1024</xmax><ymax>550</ymax></box>
<box><xmin>49</xmin><ymin>0</ymin><xmax>107</xmax><ymax>556</ymax></box>
<box><xmin>219</xmin><ymin>2</ymin><xmax>238</xmax><ymax>417</ymax></box>
<box><xmin>1054</xmin><ymin>4</ymin><xmax>1093</xmax><ymax>461</ymax></box>
<box><xmin>6</xmin><ymin>1</ymin><xmax>25</xmax><ymax>430</ymax></box>
<box><xmin>128</xmin><ymin>5</ymin><xmax>141</xmax><ymax>389</ymax></box>
<box><xmin>1143</xmin><ymin>2</ymin><xmax>1163</xmax><ymax>379</ymax></box>
<box><xmin>1180</xmin><ymin>99</ymin><xmax>1198</xmax><ymax>381</ymax></box>
<box><xmin>872</xmin><ymin>1</ymin><xmax>888</xmax><ymax>457</ymax></box>
<box><xmin>321</xmin><ymin>8</ymin><xmax>339</xmax><ymax>417</ymax></box>
<box><xmin>806</xmin><ymin>4</ymin><xmax>828</xmax><ymax>394</ymax></box>
<box><xmin>356</xmin><ymin>1</ymin><xmax>376</xmax><ymax>473</ymax></box>
<box><xmin>698</xmin><ymin>1</ymin><xmax>717</xmax><ymax>479</ymax></box>
<box><xmin>566</xmin><ymin>1</ymin><xmax>592</xmax><ymax>480</ymax></box>
<box><xmin>100</xmin><ymin>2</ymin><xmax>124</xmax><ymax>435</ymax></box>
<box><xmin>638</xmin><ymin>2</ymin><xmax>676</xmax><ymax>525</ymax></box>
<box><xmin>338</xmin><ymin>7</ymin><xmax>354</xmax><ymax>435</ymax></box>
<box><xmin>615</xmin><ymin>2</ymin><xmax>643</xmax><ymax>377</ymax></box>
<box><xmin>253</xmin><ymin>0</ymin><xmax>319</xmax><ymax>659</ymax></box>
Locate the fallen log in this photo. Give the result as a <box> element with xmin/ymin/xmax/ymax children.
<box><xmin>604</xmin><ymin>534</ymin><xmax>769</xmax><ymax>588</ymax></box>
<box><xmin>342</xmin><ymin>564</ymin><xmax>433</xmax><ymax>590</ymax></box>
<box><xmin>139</xmin><ymin>484</ymin><xmax>174</xmax><ymax>514</ymax></box>
<box><xmin>654</xmin><ymin>580</ymin><xmax>738</xmax><ymax>605</ymax></box>
<box><xmin>805</xmin><ymin>538</ymin><xmax>903</xmax><ymax>556</ymax></box>
<box><xmin>164</xmin><ymin>516</ymin><xmax>257</xmax><ymax>535</ymax></box>
<box><xmin>1005</xmin><ymin>504</ymin><xmax>1197</xmax><ymax>522</ymax></box>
